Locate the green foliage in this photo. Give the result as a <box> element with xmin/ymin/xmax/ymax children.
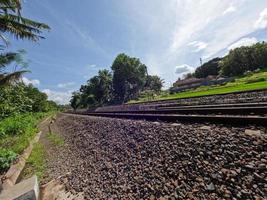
<box><xmin>47</xmin><ymin>132</ymin><xmax>64</xmax><ymax>147</ymax></box>
<box><xmin>0</xmin><ymin>50</ymin><xmax>29</xmax><ymax>86</ymax></box>
<box><xmin>71</xmin><ymin>69</ymin><xmax>112</xmax><ymax>109</ymax></box>
<box><xmin>0</xmin><ymin>148</ymin><xmax>17</xmax><ymax>172</ymax></box>
<box><xmin>0</xmin><ymin>84</ymin><xmax>32</xmax><ymax>118</ymax></box>
<box><xmin>0</xmin><ymin>114</ymin><xmax>38</xmax><ymax>137</ymax></box>
<box><xmin>245</xmin><ymin>77</ymin><xmax>265</xmax><ymax>84</ymax></box>
<box><xmin>86</xmin><ymin>69</ymin><xmax>112</xmax><ymax>105</ymax></box>
<box><xmin>0</xmin><ymin>84</ymin><xmax>60</xmax><ymax>119</ymax></box>
<box><xmin>0</xmin><ymin>113</ymin><xmax>48</xmax><ymax>153</ymax></box>
<box><xmin>25</xmin><ymin>143</ymin><xmax>45</xmax><ymax>180</ymax></box>
<box><xmin>220</xmin><ymin>42</ymin><xmax>267</xmax><ymax>76</ymax></box>
<box><xmin>70</xmin><ymin>92</ymin><xmax>82</xmax><ymax>110</ymax></box>
<box><xmin>194</xmin><ymin>57</ymin><xmax>221</xmax><ymax>78</ymax></box>
<box><xmin>144</xmin><ymin>75</ymin><xmax>164</xmax><ymax>93</ymax></box>
<box><xmin>0</xmin><ymin>0</ymin><xmax>50</xmax><ymax>44</ymax></box>
<box><xmin>23</xmin><ymin>85</ymin><xmax>50</xmax><ymax>112</ymax></box>
<box><xmin>130</xmin><ymin>70</ymin><xmax>267</xmax><ymax>103</ymax></box>
<box><xmin>111</xmin><ymin>53</ymin><xmax>147</xmax><ymax>103</ymax></box>
<box><xmin>71</xmin><ymin>54</ymin><xmax>164</xmax><ymax>108</ymax></box>
<box><xmin>0</xmin><ymin>112</ymin><xmax>51</xmax><ymax>171</ymax></box>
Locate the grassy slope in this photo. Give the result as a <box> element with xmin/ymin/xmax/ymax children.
<box><xmin>0</xmin><ymin>112</ymin><xmax>54</xmax><ymax>172</ymax></box>
<box><xmin>130</xmin><ymin>70</ymin><xmax>267</xmax><ymax>103</ymax></box>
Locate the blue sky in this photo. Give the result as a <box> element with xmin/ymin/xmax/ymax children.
<box><xmin>8</xmin><ymin>0</ymin><xmax>267</xmax><ymax>104</ymax></box>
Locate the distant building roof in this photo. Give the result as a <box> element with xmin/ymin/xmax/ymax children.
<box><xmin>173</xmin><ymin>78</ymin><xmax>204</xmax><ymax>87</ymax></box>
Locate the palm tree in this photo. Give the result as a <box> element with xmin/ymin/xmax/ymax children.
<box><xmin>0</xmin><ymin>51</ymin><xmax>28</xmax><ymax>86</ymax></box>
<box><xmin>0</xmin><ymin>0</ymin><xmax>50</xmax><ymax>86</ymax></box>
<box><xmin>0</xmin><ymin>0</ymin><xmax>50</xmax><ymax>44</ymax></box>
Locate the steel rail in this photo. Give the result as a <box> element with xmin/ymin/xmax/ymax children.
<box><xmin>74</xmin><ymin>112</ymin><xmax>267</xmax><ymax>126</ymax></box>
<box><xmin>94</xmin><ymin>106</ymin><xmax>267</xmax><ymax>115</ymax></box>
<box><xmin>157</xmin><ymin>102</ymin><xmax>267</xmax><ymax>109</ymax></box>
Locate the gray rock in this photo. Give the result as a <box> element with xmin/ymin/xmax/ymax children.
<box><xmin>206</xmin><ymin>182</ymin><xmax>215</xmax><ymax>191</ymax></box>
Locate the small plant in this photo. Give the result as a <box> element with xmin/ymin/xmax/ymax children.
<box><xmin>0</xmin><ymin>148</ymin><xmax>17</xmax><ymax>172</ymax></box>
<box><xmin>47</xmin><ymin>132</ymin><xmax>64</xmax><ymax>147</ymax></box>
<box><xmin>25</xmin><ymin>143</ymin><xmax>45</xmax><ymax>180</ymax></box>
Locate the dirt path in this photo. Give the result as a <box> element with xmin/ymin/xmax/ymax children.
<box><xmin>21</xmin><ymin>114</ymin><xmax>84</xmax><ymax>199</ymax></box>
<box><xmin>40</xmin><ymin>115</ymin><xmax>76</xmax><ymax>184</ymax></box>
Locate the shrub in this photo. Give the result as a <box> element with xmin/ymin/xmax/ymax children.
<box><xmin>0</xmin><ymin>114</ymin><xmax>37</xmax><ymax>136</ymax></box>
<box><xmin>245</xmin><ymin>77</ymin><xmax>266</xmax><ymax>84</ymax></box>
<box><xmin>0</xmin><ymin>148</ymin><xmax>17</xmax><ymax>172</ymax></box>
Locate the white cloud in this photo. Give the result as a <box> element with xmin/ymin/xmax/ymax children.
<box><xmin>254</xmin><ymin>7</ymin><xmax>267</xmax><ymax>29</ymax></box>
<box><xmin>223</xmin><ymin>5</ymin><xmax>236</xmax><ymax>15</ymax></box>
<box><xmin>42</xmin><ymin>89</ymin><xmax>72</xmax><ymax>105</ymax></box>
<box><xmin>188</xmin><ymin>41</ymin><xmax>208</xmax><ymax>52</ymax></box>
<box><xmin>175</xmin><ymin>64</ymin><xmax>195</xmax><ymax>75</ymax></box>
<box><xmin>22</xmin><ymin>77</ymin><xmax>40</xmax><ymax>86</ymax></box>
<box><xmin>170</xmin><ymin>0</ymin><xmax>230</xmax><ymax>52</ymax></box>
<box><xmin>87</xmin><ymin>64</ymin><xmax>96</xmax><ymax>68</ymax></box>
<box><xmin>57</xmin><ymin>82</ymin><xmax>75</xmax><ymax>89</ymax></box>
<box><xmin>227</xmin><ymin>37</ymin><xmax>258</xmax><ymax>50</ymax></box>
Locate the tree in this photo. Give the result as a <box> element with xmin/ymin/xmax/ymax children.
<box><xmin>0</xmin><ymin>50</ymin><xmax>28</xmax><ymax>86</ymax></box>
<box><xmin>220</xmin><ymin>42</ymin><xmax>267</xmax><ymax>77</ymax></box>
<box><xmin>23</xmin><ymin>84</ymin><xmax>48</xmax><ymax>112</ymax></box>
<box><xmin>183</xmin><ymin>72</ymin><xmax>194</xmax><ymax>79</ymax></box>
<box><xmin>194</xmin><ymin>57</ymin><xmax>221</xmax><ymax>78</ymax></box>
<box><xmin>70</xmin><ymin>92</ymin><xmax>81</xmax><ymax>110</ymax></box>
<box><xmin>87</xmin><ymin>69</ymin><xmax>112</xmax><ymax>105</ymax></box>
<box><xmin>0</xmin><ymin>83</ymin><xmax>58</xmax><ymax>119</ymax></box>
<box><xmin>0</xmin><ymin>0</ymin><xmax>50</xmax><ymax>44</ymax></box>
<box><xmin>144</xmin><ymin>75</ymin><xmax>163</xmax><ymax>93</ymax></box>
<box><xmin>0</xmin><ymin>0</ymin><xmax>50</xmax><ymax>86</ymax></box>
<box><xmin>111</xmin><ymin>53</ymin><xmax>147</xmax><ymax>103</ymax></box>
<box><xmin>96</xmin><ymin>69</ymin><xmax>112</xmax><ymax>104</ymax></box>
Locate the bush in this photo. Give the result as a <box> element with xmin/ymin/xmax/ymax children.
<box><xmin>245</xmin><ymin>77</ymin><xmax>266</xmax><ymax>84</ymax></box>
<box><xmin>0</xmin><ymin>148</ymin><xmax>17</xmax><ymax>172</ymax></box>
<box><xmin>0</xmin><ymin>114</ymin><xmax>37</xmax><ymax>136</ymax></box>
<box><xmin>0</xmin><ymin>113</ymin><xmax>48</xmax><ymax>153</ymax></box>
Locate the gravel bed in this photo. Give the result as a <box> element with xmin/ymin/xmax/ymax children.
<box><xmin>56</xmin><ymin>114</ymin><xmax>267</xmax><ymax>200</ymax></box>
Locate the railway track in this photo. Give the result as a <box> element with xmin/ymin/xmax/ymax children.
<box><xmin>77</xmin><ymin>112</ymin><xmax>267</xmax><ymax>125</ymax></box>
<box><xmin>69</xmin><ymin>102</ymin><xmax>267</xmax><ymax>126</ymax></box>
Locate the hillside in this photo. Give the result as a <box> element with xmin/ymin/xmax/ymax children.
<box><xmin>129</xmin><ymin>70</ymin><xmax>267</xmax><ymax>103</ymax></box>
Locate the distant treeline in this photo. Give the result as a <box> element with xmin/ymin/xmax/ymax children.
<box><xmin>70</xmin><ymin>53</ymin><xmax>164</xmax><ymax>109</ymax></box>
<box><xmin>72</xmin><ymin>42</ymin><xmax>267</xmax><ymax>109</ymax></box>
<box><xmin>185</xmin><ymin>42</ymin><xmax>267</xmax><ymax>79</ymax></box>
<box><xmin>0</xmin><ymin>83</ymin><xmax>61</xmax><ymax>120</ymax></box>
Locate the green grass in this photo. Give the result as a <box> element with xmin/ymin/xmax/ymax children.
<box><xmin>0</xmin><ymin>112</ymin><xmax>54</xmax><ymax>172</ymax></box>
<box><xmin>47</xmin><ymin>132</ymin><xmax>64</xmax><ymax>147</ymax></box>
<box><xmin>129</xmin><ymin>70</ymin><xmax>267</xmax><ymax>103</ymax></box>
<box><xmin>23</xmin><ymin>143</ymin><xmax>46</xmax><ymax>180</ymax></box>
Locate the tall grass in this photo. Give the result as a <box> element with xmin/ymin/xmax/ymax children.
<box><xmin>0</xmin><ymin>112</ymin><xmax>49</xmax><ymax>172</ymax></box>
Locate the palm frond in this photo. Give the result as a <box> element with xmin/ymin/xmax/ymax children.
<box><xmin>0</xmin><ymin>14</ymin><xmax>50</xmax><ymax>41</ymax></box>
<box><xmin>0</xmin><ymin>0</ymin><xmax>50</xmax><ymax>43</ymax></box>
<box><xmin>0</xmin><ymin>69</ymin><xmax>28</xmax><ymax>86</ymax></box>
<box><xmin>0</xmin><ymin>52</ymin><xmax>17</xmax><ymax>68</ymax></box>
<box><xmin>0</xmin><ymin>0</ymin><xmax>21</xmax><ymax>13</ymax></box>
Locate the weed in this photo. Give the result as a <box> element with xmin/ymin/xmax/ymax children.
<box><xmin>24</xmin><ymin>143</ymin><xmax>45</xmax><ymax>180</ymax></box>
<box><xmin>47</xmin><ymin>132</ymin><xmax>64</xmax><ymax>147</ymax></box>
